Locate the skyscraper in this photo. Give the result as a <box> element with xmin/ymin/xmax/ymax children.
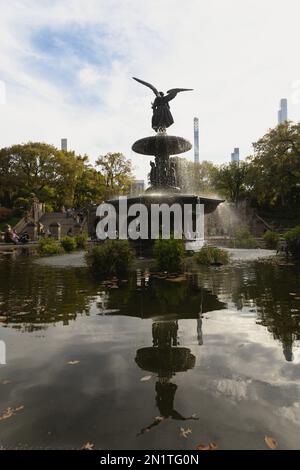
<box><xmin>194</xmin><ymin>117</ymin><xmax>199</xmax><ymax>164</ymax></box>
<box><xmin>278</xmin><ymin>98</ymin><xmax>288</xmax><ymax>124</ymax></box>
<box><xmin>61</xmin><ymin>138</ymin><xmax>68</xmax><ymax>151</ymax></box>
<box><xmin>231</xmin><ymin>147</ymin><xmax>240</xmax><ymax>163</ymax></box>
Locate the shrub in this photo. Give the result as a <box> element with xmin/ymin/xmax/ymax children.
<box><xmin>230</xmin><ymin>228</ymin><xmax>258</xmax><ymax>248</ymax></box>
<box><xmin>196</xmin><ymin>245</ymin><xmax>230</xmax><ymax>265</ymax></box>
<box><xmin>153</xmin><ymin>238</ymin><xmax>185</xmax><ymax>272</ymax></box>
<box><xmin>284</xmin><ymin>226</ymin><xmax>300</xmax><ymax>260</ymax></box>
<box><xmin>38</xmin><ymin>238</ymin><xmax>64</xmax><ymax>256</ymax></box>
<box><xmin>60</xmin><ymin>236</ymin><xmax>77</xmax><ymax>252</ymax></box>
<box><xmin>86</xmin><ymin>240</ymin><xmax>134</xmax><ymax>278</ymax></box>
<box><xmin>75</xmin><ymin>234</ymin><xmax>88</xmax><ymax>250</ymax></box>
<box><xmin>44</xmin><ymin>203</ymin><xmax>54</xmax><ymax>213</ymax></box>
<box><xmin>263</xmin><ymin>230</ymin><xmax>279</xmax><ymax>249</ymax></box>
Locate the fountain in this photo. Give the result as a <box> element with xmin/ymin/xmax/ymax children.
<box><xmin>96</xmin><ymin>77</ymin><xmax>224</xmax><ymax>253</ymax></box>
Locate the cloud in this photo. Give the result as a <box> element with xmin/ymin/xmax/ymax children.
<box><xmin>0</xmin><ymin>0</ymin><xmax>299</xmax><ymax>181</ymax></box>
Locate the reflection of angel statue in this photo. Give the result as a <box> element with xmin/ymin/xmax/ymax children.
<box><xmin>133</xmin><ymin>77</ymin><xmax>193</xmax><ymax>132</ymax></box>
<box><xmin>137</xmin><ymin>381</ymin><xmax>198</xmax><ymax>436</ymax></box>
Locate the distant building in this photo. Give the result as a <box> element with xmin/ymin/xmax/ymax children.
<box><xmin>130</xmin><ymin>180</ymin><xmax>145</xmax><ymax>196</ymax></box>
<box><xmin>278</xmin><ymin>98</ymin><xmax>288</xmax><ymax>124</ymax></box>
<box><xmin>231</xmin><ymin>147</ymin><xmax>240</xmax><ymax>163</ymax></box>
<box><xmin>194</xmin><ymin>117</ymin><xmax>199</xmax><ymax>164</ymax></box>
<box><xmin>61</xmin><ymin>138</ymin><xmax>68</xmax><ymax>151</ymax></box>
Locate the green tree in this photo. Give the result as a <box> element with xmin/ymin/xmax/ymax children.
<box><xmin>0</xmin><ymin>142</ymin><xmax>86</xmax><ymax>209</ymax></box>
<box><xmin>95</xmin><ymin>152</ymin><xmax>133</xmax><ymax>197</ymax></box>
<box><xmin>213</xmin><ymin>161</ymin><xmax>248</xmax><ymax>203</ymax></box>
<box><xmin>73</xmin><ymin>165</ymin><xmax>106</xmax><ymax>207</ymax></box>
<box><xmin>247</xmin><ymin>122</ymin><xmax>300</xmax><ymax>208</ymax></box>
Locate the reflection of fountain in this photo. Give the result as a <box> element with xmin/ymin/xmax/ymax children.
<box><xmin>106</xmin><ymin>273</ymin><xmax>226</xmax><ymax>319</ymax></box>
<box><xmin>97</xmin><ymin>271</ymin><xmax>226</xmax><ymax>434</ymax></box>
<box><xmin>135</xmin><ymin>320</ymin><xmax>198</xmax><ymax>435</ymax></box>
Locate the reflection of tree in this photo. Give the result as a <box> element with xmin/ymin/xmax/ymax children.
<box><xmin>0</xmin><ymin>258</ymin><xmax>98</xmax><ymax>332</ymax></box>
<box><xmin>239</xmin><ymin>263</ymin><xmax>300</xmax><ymax>362</ymax></box>
<box><xmin>194</xmin><ymin>263</ymin><xmax>300</xmax><ymax>362</ymax></box>
<box><xmin>136</xmin><ymin>321</ymin><xmax>198</xmax><ymax>435</ymax></box>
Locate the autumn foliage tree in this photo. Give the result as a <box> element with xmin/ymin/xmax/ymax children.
<box><xmin>0</xmin><ymin>143</ymin><xmax>132</xmax><ymax>211</ymax></box>
<box><xmin>95</xmin><ymin>152</ymin><xmax>133</xmax><ymax>197</ymax></box>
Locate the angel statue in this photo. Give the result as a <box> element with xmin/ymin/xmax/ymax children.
<box><xmin>133</xmin><ymin>77</ymin><xmax>193</xmax><ymax>132</ymax></box>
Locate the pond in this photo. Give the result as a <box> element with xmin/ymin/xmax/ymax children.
<box><xmin>0</xmin><ymin>255</ymin><xmax>300</xmax><ymax>450</ymax></box>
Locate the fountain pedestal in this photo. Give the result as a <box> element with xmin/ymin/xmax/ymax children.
<box><xmin>132</xmin><ymin>133</ymin><xmax>192</xmax><ymax>191</ymax></box>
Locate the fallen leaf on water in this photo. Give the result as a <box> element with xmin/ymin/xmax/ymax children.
<box><xmin>14</xmin><ymin>405</ymin><xmax>24</xmax><ymax>412</ymax></box>
<box><xmin>265</xmin><ymin>436</ymin><xmax>278</xmax><ymax>450</ymax></box>
<box><xmin>0</xmin><ymin>408</ymin><xmax>14</xmax><ymax>421</ymax></box>
<box><xmin>0</xmin><ymin>405</ymin><xmax>24</xmax><ymax>422</ymax></box>
<box><xmin>67</xmin><ymin>361</ymin><xmax>80</xmax><ymax>365</ymax></box>
<box><xmin>196</xmin><ymin>442</ymin><xmax>218</xmax><ymax>451</ymax></box>
<box><xmin>180</xmin><ymin>427</ymin><xmax>192</xmax><ymax>438</ymax></box>
<box><xmin>154</xmin><ymin>416</ymin><xmax>165</xmax><ymax>422</ymax></box>
<box><xmin>82</xmin><ymin>442</ymin><xmax>94</xmax><ymax>450</ymax></box>
<box><xmin>140</xmin><ymin>375</ymin><xmax>152</xmax><ymax>382</ymax></box>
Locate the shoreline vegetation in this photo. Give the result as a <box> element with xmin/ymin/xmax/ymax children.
<box><xmin>33</xmin><ymin>243</ymin><xmax>282</xmax><ymax>273</ymax></box>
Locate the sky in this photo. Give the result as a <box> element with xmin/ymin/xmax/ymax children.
<box><xmin>0</xmin><ymin>0</ymin><xmax>300</xmax><ymax>182</ymax></box>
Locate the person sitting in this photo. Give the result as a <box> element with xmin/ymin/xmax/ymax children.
<box><xmin>12</xmin><ymin>229</ymin><xmax>19</xmax><ymax>243</ymax></box>
<box><xmin>4</xmin><ymin>226</ymin><xmax>18</xmax><ymax>244</ymax></box>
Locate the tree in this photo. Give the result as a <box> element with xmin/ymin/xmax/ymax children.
<box><xmin>213</xmin><ymin>161</ymin><xmax>248</xmax><ymax>203</ymax></box>
<box><xmin>0</xmin><ymin>142</ymin><xmax>86</xmax><ymax>209</ymax></box>
<box><xmin>247</xmin><ymin>121</ymin><xmax>300</xmax><ymax>209</ymax></box>
<box><xmin>73</xmin><ymin>166</ymin><xmax>106</xmax><ymax>207</ymax></box>
<box><xmin>95</xmin><ymin>152</ymin><xmax>132</xmax><ymax>197</ymax></box>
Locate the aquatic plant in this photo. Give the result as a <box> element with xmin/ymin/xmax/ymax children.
<box><xmin>38</xmin><ymin>238</ymin><xmax>64</xmax><ymax>256</ymax></box>
<box><xmin>75</xmin><ymin>234</ymin><xmax>88</xmax><ymax>250</ymax></box>
<box><xmin>195</xmin><ymin>245</ymin><xmax>229</xmax><ymax>265</ymax></box>
<box><xmin>263</xmin><ymin>230</ymin><xmax>279</xmax><ymax>250</ymax></box>
<box><xmin>153</xmin><ymin>238</ymin><xmax>185</xmax><ymax>273</ymax></box>
<box><xmin>86</xmin><ymin>240</ymin><xmax>134</xmax><ymax>279</ymax></box>
<box><xmin>60</xmin><ymin>236</ymin><xmax>77</xmax><ymax>252</ymax></box>
<box><xmin>284</xmin><ymin>226</ymin><xmax>300</xmax><ymax>260</ymax></box>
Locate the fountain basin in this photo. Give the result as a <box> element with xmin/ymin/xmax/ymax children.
<box><xmin>107</xmin><ymin>193</ymin><xmax>224</xmax><ymax>215</ymax></box>
<box><xmin>132</xmin><ymin>134</ymin><xmax>192</xmax><ymax>156</ymax></box>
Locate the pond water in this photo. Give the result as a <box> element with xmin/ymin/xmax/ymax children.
<box><xmin>0</xmin><ymin>255</ymin><xmax>300</xmax><ymax>450</ymax></box>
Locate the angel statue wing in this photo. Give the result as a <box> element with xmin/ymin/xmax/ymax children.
<box><xmin>132</xmin><ymin>77</ymin><xmax>160</xmax><ymax>97</ymax></box>
<box><xmin>165</xmin><ymin>88</ymin><xmax>193</xmax><ymax>102</ymax></box>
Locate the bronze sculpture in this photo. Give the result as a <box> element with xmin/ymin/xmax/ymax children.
<box><xmin>133</xmin><ymin>77</ymin><xmax>193</xmax><ymax>132</ymax></box>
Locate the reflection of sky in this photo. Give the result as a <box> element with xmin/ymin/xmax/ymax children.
<box><xmin>1</xmin><ymin>302</ymin><xmax>300</xmax><ymax>449</ymax></box>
